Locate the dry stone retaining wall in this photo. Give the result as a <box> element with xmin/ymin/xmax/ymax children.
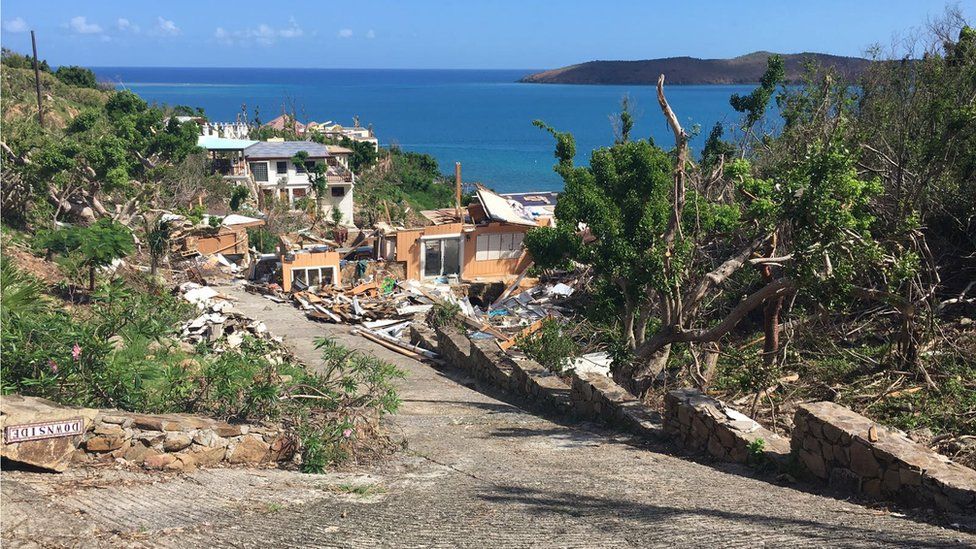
<box><xmin>2</xmin><ymin>395</ymin><xmax>295</xmax><ymax>473</ymax></box>
<box><xmin>663</xmin><ymin>389</ymin><xmax>790</xmax><ymax>466</ymax></box>
<box><xmin>793</xmin><ymin>401</ymin><xmax>976</xmax><ymax>513</ymax></box>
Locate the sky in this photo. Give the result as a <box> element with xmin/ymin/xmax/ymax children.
<box><xmin>1</xmin><ymin>1</ymin><xmax>972</xmax><ymax>69</ymax></box>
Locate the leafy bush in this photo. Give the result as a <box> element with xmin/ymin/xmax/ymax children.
<box><xmin>55</xmin><ymin>66</ymin><xmax>98</xmax><ymax>89</ymax></box>
<box><xmin>426</xmin><ymin>300</ymin><xmax>462</xmax><ymax>330</ymax></box>
<box><xmin>516</xmin><ymin>318</ymin><xmax>580</xmax><ymax>373</ymax></box>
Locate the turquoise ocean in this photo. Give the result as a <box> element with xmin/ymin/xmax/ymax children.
<box><xmin>92</xmin><ymin>67</ymin><xmax>753</xmax><ymax>193</ymax></box>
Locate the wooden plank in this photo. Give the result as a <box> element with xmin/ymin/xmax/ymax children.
<box><xmin>497</xmin><ymin>317</ymin><xmax>546</xmax><ymax>350</ymax></box>
<box><xmin>350</xmin><ymin>280</ymin><xmax>378</xmax><ymax>295</ymax></box>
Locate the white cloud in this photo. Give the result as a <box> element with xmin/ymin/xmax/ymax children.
<box><xmin>156</xmin><ymin>16</ymin><xmax>180</xmax><ymax>36</ymax></box>
<box><xmin>366</xmin><ymin>29</ymin><xmax>375</xmax><ymax>39</ymax></box>
<box><xmin>215</xmin><ymin>20</ymin><xmax>305</xmax><ymax>47</ymax></box>
<box><xmin>3</xmin><ymin>17</ymin><xmax>29</xmax><ymax>33</ymax></box>
<box><xmin>116</xmin><ymin>18</ymin><xmax>140</xmax><ymax>33</ymax></box>
<box><xmin>69</xmin><ymin>16</ymin><xmax>103</xmax><ymax>34</ymax></box>
<box><xmin>337</xmin><ymin>28</ymin><xmax>353</xmax><ymax>39</ymax></box>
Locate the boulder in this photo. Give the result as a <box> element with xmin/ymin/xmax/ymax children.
<box><xmin>227</xmin><ymin>435</ymin><xmax>270</xmax><ymax>464</ymax></box>
<box><xmin>1</xmin><ymin>395</ymin><xmax>98</xmax><ymax>472</ymax></box>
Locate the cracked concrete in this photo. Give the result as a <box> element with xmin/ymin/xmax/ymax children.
<box><xmin>3</xmin><ymin>282</ymin><xmax>974</xmax><ymax>548</ymax></box>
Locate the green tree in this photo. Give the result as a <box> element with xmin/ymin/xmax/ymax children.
<box><xmin>54</xmin><ymin>66</ymin><xmax>98</xmax><ymax>89</ymax></box>
<box><xmin>37</xmin><ymin>219</ymin><xmax>135</xmax><ymax>290</ymax></box>
<box><xmin>292</xmin><ymin>150</ymin><xmax>329</xmax><ymax>220</ymax></box>
<box><xmin>527</xmin><ymin>75</ymin><xmax>882</xmax><ymax>394</ymax></box>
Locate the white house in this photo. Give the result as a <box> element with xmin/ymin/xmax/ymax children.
<box><xmin>243</xmin><ymin>141</ymin><xmax>355</xmax><ymax>225</ymax></box>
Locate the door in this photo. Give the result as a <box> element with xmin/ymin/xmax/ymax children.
<box><xmin>422</xmin><ymin>237</ymin><xmax>462</xmax><ymax>278</ymax></box>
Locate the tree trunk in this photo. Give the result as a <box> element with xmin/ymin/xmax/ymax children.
<box><xmin>88</xmin><ymin>266</ymin><xmax>96</xmax><ymax>291</ymax></box>
<box><xmin>762</xmin><ymin>293</ymin><xmax>783</xmax><ymax>367</ymax></box>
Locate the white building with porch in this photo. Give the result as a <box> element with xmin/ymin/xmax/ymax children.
<box><xmin>243</xmin><ymin>141</ymin><xmax>355</xmax><ymax>225</ymax></box>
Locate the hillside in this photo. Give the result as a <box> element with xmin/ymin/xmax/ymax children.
<box><xmin>519</xmin><ymin>51</ymin><xmax>872</xmax><ymax>85</ymax></box>
<box><xmin>1</xmin><ymin>65</ymin><xmax>108</xmax><ymax>128</ymax></box>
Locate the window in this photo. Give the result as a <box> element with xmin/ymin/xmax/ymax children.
<box><xmin>290</xmin><ymin>266</ymin><xmax>335</xmax><ymax>288</ymax></box>
<box><xmin>305</xmin><ymin>161</ymin><xmax>316</xmax><ymax>173</ymax></box>
<box><xmin>250</xmin><ymin>162</ymin><xmax>269</xmax><ymax>182</ymax></box>
<box><xmin>275</xmin><ymin>161</ymin><xmax>288</xmax><ymax>174</ymax></box>
<box><xmin>292</xmin><ymin>188</ymin><xmax>306</xmax><ymax>198</ymax></box>
<box><xmin>331</xmin><ymin>186</ymin><xmax>345</xmax><ymax>197</ymax></box>
<box><xmin>476</xmin><ymin>232</ymin><xmax>523</xmax><ymax>260</ymax></box>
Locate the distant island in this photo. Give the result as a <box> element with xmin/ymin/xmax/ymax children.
<box><xmin>519</xmin><ymin>51</ymin><xmax>872</xmax><ymax>85</ymax></box>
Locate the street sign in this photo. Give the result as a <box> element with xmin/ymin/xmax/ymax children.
<box><xmin>4</xmin><ymin>418</ymin><xmax>85</xmax><ymax>443</ymax></box>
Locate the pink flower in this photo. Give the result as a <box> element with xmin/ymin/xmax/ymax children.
<box><xmin>342</xmin><ymin>428</ymin><xmax>353</xmax><ymax>439</ymax></box>
<box><xmin>48</xmin><ymin>359</ymin><xmax>58</xmax><ymax>373</ymax></box>
<box><xmin>72</xmin><ymin>344</ymin><xmax>82</xmax><ymax>360</ymax></box>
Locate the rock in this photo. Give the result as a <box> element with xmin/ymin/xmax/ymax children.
<box><xmin>907</xmin><ymin>427</ymin><xmax>934</xmax><ymax>446</ymax></box>
<box><xmin>213</xmin><ymin>422</ymin><xmax>243</xmax><ymax>437</ymax></box>
<box><xmin>130</xmin><ymin>414</ymin><xmax>166</xmax><ymax>431</ymax></box>
<box><xmin>144</xmin><ymin>453</ymin><xmax>177</xmax><ymax>470</ymax></box>
<box><xmin>94</xmin><ymin>423</ymin><xmax>125</xmax><ymax>436</ymax></box>
<box><xmin>163</xmin><ymin>433</ymin><xmax>192</xmax><ymax>452</ymax></box>
<box><xmin>107</xmin><ymin>335</ymin><xmax>126</xmax><ymax>351</ymax></box>
<box><xmin>862</xmin><ymin>478</ymin><xmax>883</xmax><ymax>498</ymax></box>
<box><xmin>227</xmin><ymin>435</ymin><xmax>270</xmax><ymax>464</ymax></box>
<box><xmin>191</xmin><ymin>445</ymin><xmax>227</xmax><ymax>466</ymax></box>
<box><xmin>85</xmin><ymin>434</ymin><xmax>128</xmax><ymax>452</ymax></box>
<box><xmin>800</xmin><ymin>449</ymin><xmax>828</xmax><ymax>479</ymax></box>
<box><xmin>0</xmin><ymin>395</ymin><xmax>98</xmax><ymax>472</ymax></box>
<box><xmin>192</xmin><ymin>429</ymin><xmax>228</xmax><ymax>448</ymax></box>
<box><xmin>99</xmin><ymin>415</ymin><xmax>130</xmax><ymax>426</ymax></box>
<box><xmin>123</xmin><ymin>443</ymin><xmax>160</xmax><ymax>465</ymax></box>
<box><xmin>850</xmin><ymin>441</ymin><xmax>882</xmax><ymax>478</ymax></box>
<box><xmin>268</xmin><ymin>435</ymin><xmax>296</xmax><ymax>462</ymax></box>
<box><xmin>169</xmin><ymin>453</ymin><xmax>198</xmax><ymax>472</ymax></box>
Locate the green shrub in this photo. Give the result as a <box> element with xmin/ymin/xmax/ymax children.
<box><xmin>516</xmin><ymin>318</ymin><xmax>580</xmax><ymax>373</ymax></box>
<box><xmin>426</xmin><ymin>300</ymin><xmax>462</xmax><ymax>330</ymax></box>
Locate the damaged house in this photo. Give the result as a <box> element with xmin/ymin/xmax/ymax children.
<box><xmin>243</xmin><ymin>141</ymin><xmax>356</xmax><ymax>225</ymax></box>
<box><xmin>377</xmin><ymin>185</ymin><xmax>553</xmax><ymax>282</ymax></box>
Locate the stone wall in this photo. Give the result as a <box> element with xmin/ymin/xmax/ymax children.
<box><xmin>664</xmin><ymin>389</ymin><xmax>790</xmax><ymax>467</ymax></box>
<box><xmin>571</xmin><ymin>371</ymin><xmax>662</xmax><ymax>438</ymax></box>
<box><xmin>793</xmin><ymin>401</ymin><xmax>976</xmax><ymax>513</ymax></box>
<box><xmin>433</xmin><ymin>327</ymin><xmax>662</xmax><ymax>437</ymax></box>
<box><xmin>2</xmin><ymin>395</ymin><xmax>294</xmax><ymax>473</ymax></box>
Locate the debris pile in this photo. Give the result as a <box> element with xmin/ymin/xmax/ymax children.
<box><xmin>177</xmin><ymin>283</ymin><xmax>291</xmax><ymax>361</ymax></box>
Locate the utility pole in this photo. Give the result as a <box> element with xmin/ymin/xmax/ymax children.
<box><xmin>31</xmin><ymin>30</ymin><xmax>43</xmax><ymax>127</ymax></box>
<box><xmin>455</xmin><ymin>162</ymin><xmax>463</xmax><ymax>221</ymax></box>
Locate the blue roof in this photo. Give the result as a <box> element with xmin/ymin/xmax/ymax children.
<box><xmin>244</xmin><ymin>141</ymin><xmax>330</xmax><ymax>159</ymax></box>
<box><xmin>197</xmin><ymin>136</ymin><xmax>258</xmax><ymax>150</ymax></box>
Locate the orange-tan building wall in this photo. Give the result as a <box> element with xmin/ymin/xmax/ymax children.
<box><xmin>280</xmin><ymin>250</ymin><xmax>342</xmax><ymax>292</ymax></box>
<box><xmin>193</xmin><ymin>227</ymin><xmax>249</xmax><ymax>256</ymax></box>
<box><xmin>395</xmin><ymin>222</ymin><xmax>534</xmax><ymax>282</ymax></box>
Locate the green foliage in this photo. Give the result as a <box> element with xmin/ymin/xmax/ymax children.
<box><xmin>311</xmin><ymin>134</ymin><xmax>378</xmax><ymax>173</ymax></box>
<box><xmin>248</xmin><ymin>227</ymin><xmax>278</xmax><ymax>253</ymax></box>
<box><xmin>426</xmin><ymin>300</ymin><xmax>462</xmax><ymax>330</ymax></box>
<box><xmin>55</xmin><ymin>66</ymin><xmax>98</xmax><ymax>89</ymax></box>
<box><xmin>746</xmin><ymin>438</ymin><xmax>766</xmax><ymax>466</ymax></box>
<box><xmin>230</xmin><ymin>185</ymin><xmax>250</xmax><ymax>211</ymax></box>
<box><xmin>0</xmin><ymin>258</ymin><xmax>50</xmax><ymax>323</ymax></box>
<box><xmin>36</xmin><ymin>219</ymin><xmax>134</xmax><ymax>289</ymax></box>
<box><xmin>700</xmin><ymin>122</ymin><xmax>736</xmax><ymax>170</ymax></box>
<box><xmin>730</xmin><ymin>54</ymin><xmax>785</xmax><ymax>129</ymax></box>
<box><xmin>516</xmin><ymin>318</ymin><xmax>580</xmax><ymax>373</ymax></box>
<box><xmin>1</xmin><ymin>48</ymin><xmax>51</xmax><ymax>72</ymax></box>
<box><xmin>355</xmin><ymin>146</ymin><xmax>456</xmax><ymax>224</ymax></box>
